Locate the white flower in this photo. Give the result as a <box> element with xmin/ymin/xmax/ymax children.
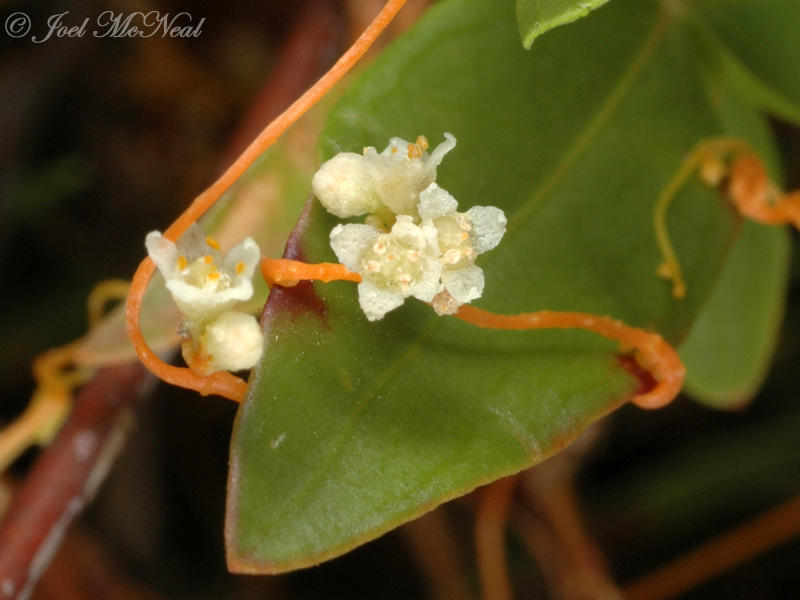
<box><xmin>319</xmin><ymin>132</ymin><xmax>507</xmax><ymax>321</ymax></box>
<box><xmin>202</xmin><ymin>311</ymin><xmax>264</xmax><ymax>373</ymax></box>
<box><xmin>312</xmin><ymin>133</ymin><xmax>457</xmax><ymax>219</ymax></box>
<box><xmin>145</xmin><ymin>225</ymin><xmax>264</xmax><ymax>375</ymax></box>
<box><xmin>330</xmin><ymin>217</ymin><xmax>442</xmax><ymax>321</ymax></box>
<box><xmin>418</xmin><ymin>183</ymin><xmax>507</xmax><ymax>314</ymax></box>
<box><xmin>145</xmin><ymin>224</ymin><xmax>260</xmax><ymax>325</ymax></box>
<box><xmin>310</xmin><ymin>152</ymin><xmax>382</xmax><ymax>218</ymax></box>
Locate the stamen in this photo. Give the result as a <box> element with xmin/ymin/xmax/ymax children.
<box><xmin>207</xmin><ymin>269</ymin><xmax>220</xmax><ymax>281</ymax></box>
<box><xmin>407</xmin><ymin>143</ymin><xmax>422</xmax><ymax>159</ymax></box>
<box><xmin>177</xmin><ymin>255</ymin><xmax>188</xmax><ymax>271</ymax></box>
<box><xmin>416</xmin><ymin>135</ymin><xmax>429</xmax><ymax>151</ymax></box>
<box><xmin>235</xmin><ymin>261</ymin><xmax>245</xmax><ymax>274</ymax></box>
<box><xmin>203</xmin><ymin>255</ymin><xmax>213</xmax><ymax>265</ymax></box>
<box><xmin>205</xmin><ymin>236</ymin><xmax>221</xmax><ymax>250</ymax></box>
<box><xmin>444</xmin><ymin>249</ymin><xmax>462</xmax><ymax>264</ymax></box>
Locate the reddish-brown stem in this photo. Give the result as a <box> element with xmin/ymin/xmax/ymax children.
<box><xmin>624</xmin><ymin>492</ymin><xmax>800</xmax><ymax>600</ymax></box>
<box><xmin>475</xmin><ymin>475</ymin><xmax>519</xmax><ymax>600</ymax></box>
<box><xmin>125</xmin><ymin>0</ymin><xmax>407</xmax><ymax>399</ymax></box>
<box><xmin>454</xmin><ymin>306</ymin><xmax>684</xmax><ymax>410</ymax></box>
<box><xmin>0</xmin><ymin>363</ymin><xmax>149</xmax><ymax>600</ymax></box>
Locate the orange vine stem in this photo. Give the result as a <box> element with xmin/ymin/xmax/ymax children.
<box><xmin>124</xmin><ymin>0</ymin><xmax>407</xmax><ymax>401</ymax></box>
<box><xmin>624</xmin><ymin>491</ymin><xmax>800</xmax><ymax>600</ymax></box>
<box><xmin>261</xmin><ymin>257</ymin><xmax>362</xmax><ymax>287</ymax></box>
<box><xmin>655</xmin><ymin>137</ymin><xmax>800</xmax><ymax>299</ymax></box>
<box><xmin>728</xmin><ymin>154</ymin><xmax>800</xmax><ymax>227</ymax></box>
<box><xmin>475</xmin><ymin>475</ymin><xmax>519</xmax><ymax>600</ymax></box>
<box><xmin>454</xmin><ymin>305</ymin><xmax>685</xmax><ymax>410</ymax></box>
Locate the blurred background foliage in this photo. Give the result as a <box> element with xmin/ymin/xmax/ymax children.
<box><xmin>1</xmin><ymin>0</ymin><xmax>800</xmax><ymax>598</ymax></box>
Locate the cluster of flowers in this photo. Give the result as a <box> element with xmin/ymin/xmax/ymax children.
<box><xmin>145</xmin><ymin>225</ymin><xmax>264</xmax><ymax>374</ymax></box>
<box><xmin>144</xmin><ymin>133</ymin><xmax>506</xmax><ymax>375</ymax></box>
<box><xmin>312</xmin><ymin>133</ymin><xmax>507</xmax><ymax>320</ymax></box>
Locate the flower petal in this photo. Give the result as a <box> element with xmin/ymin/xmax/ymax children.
<box><xmin>442</xmin><ymin>264</ymin><xmax>484</xmax><ymax>303</ymax></box>
<box><xmin>178</xmin><ymin>224</ymin><xmax>212</xmax><ymax>260</ymax></box>
<box><xmin>357</xmin><ymin>280</ymin><xmax>405</xmax><ymax>321</ymax></box>
<box><xmin>223</xmin><ymin>237</ymin><xmax>261</xmax><ymax>280</ymax></box>
<box><xmin>429</xmin><ymin>132</ymin><xmax>456</xmax><ymax>166</ymax></box>
<box><xmin>411</xmin><ymin>256</ymin><xmax>443</xmax><ymax>303</ymax></box>
<box><xmin>145</xmin><ymin>231</ymin><xmax>179</xmax><ymax>279</ymax></box>
<box><xmin>466</xmin><ymin>206</ymin><xmax>508</xmax><ymax>254</ymax></box>
<box><xmin>329</xmin><ymin>223</ymin><xmax>379</xmax><ymax>271</ymax></box>
<box><xmin>418</xmin><ymin>183</ymin><xmax>458</xmax><ymax>220</ymax></box>
<box><xmin>204</xmin><ymin>311</ymin><xmax>263</xmax><ymax>372</ymax></box>
<box><xmin>167</xmin><ymin>278</ymin><xmax>254</xmax><ymax>322</ymax></box>
<box><xmin>312</xmin><ymin>153</ymin><xmax>380</xmax><ymax>218</ymax></box>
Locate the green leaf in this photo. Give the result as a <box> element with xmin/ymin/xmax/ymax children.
<box><xmin>681</xmin><ymin>222</ymin><xmax>789</xmax><ymax>409</ymax></box>
<box><xmin>516</xmin><ymin>0</ymin><xmax>611</xmax><ymax>49</ymax></box>
<box><xmin>678</xmin><ymin>61</ymin><xmax>791</xmax><ymax>409</ymax></box>
<box><xmin>691</xmin><ymin>0</ymin><xmax>800</xmax><ymax>125</ymax></box>
<box><xmin>226</xmin><ymin>0</ymin><xmax>771</xmax><ymax>572</ymax></box>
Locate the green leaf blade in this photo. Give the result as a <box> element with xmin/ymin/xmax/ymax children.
<box><xmin>681</xmin><ymin>222</ymin><xmax>790</xmax><ymax>409</ymax></box>
<box><xmin>226</xmin><ymin>0</ymin><xmax>772</xmax><ymax>572</ymax></box>
<box><xmin>693</xmin><ymin>0</ymin><xmax>800</xmax><ymax>125</ymax></box>
<box><xmin>227</xmin><ymin>203</ymin><xmax>641</xmax><ymax>572</ymax></box>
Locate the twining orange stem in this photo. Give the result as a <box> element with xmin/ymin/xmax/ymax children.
<box><xmin>728</xmin><ymin>154</ymin><xmax>800</xmax><ymax>227</ymax></box>
<box><xmin>475</xmin><ymin>475</ymin><xmax>519</xmax><ymax>600</ymax></box>
<box><xmin>124</xmin><ymin>0</ymin><xmax>407</xmax><ymax>401</ymax></box>
<box><xmin>455</xmin><ymin>305</ymin><xmax>684</xmax><ymax>410</ymax></box>
<box><xmin>624</xmin><ymin>491</ymin><xmax>800</xmax><ymax>600</ymax></box>
<box><xmin>261</xmin><ymin>257</ymin><xmax>362</xmax><ymax>287</ymax></box>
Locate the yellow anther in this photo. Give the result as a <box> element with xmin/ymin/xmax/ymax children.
<box><xmin>203</xmin><ymin>255</ymin><xmax>213</xmax><ymax>265</ymax></box>
<box><xmin>207</xmin><ymin>269</ymin><xmax>220</xmax><ymax>281</ymax></box>
<box><xmin>235</xmin><ymin>261</ymin><xmax>245</xmax><ymax>274</ymax></box>
<box><xmin>407</xmin><ymin>143</ymin><xmax>422</xmax><ymax>159</ymax></box>
<box><xmin>177</xmin><ymin>255</ymin><xmax>188</xmax><ymax>271</ymax></box>
<box><xmin>205</xmin><ymin>236</ymin><xmax>221</xmax><ymax>250</ymax></box>
<box><xmin>416</xmin><ymin>135</ymin><xmax>429</xmax><ymax>151</ymax></box>
<box><xmin>391</xmin><ymin>147</ymin><xmax>398</xmax><ymax>155</ymax></box>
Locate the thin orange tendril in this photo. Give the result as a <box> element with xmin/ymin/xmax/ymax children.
<box><xmin>261</xmin><ymin>257</ymin><xmax>362</xmax><ymax>287</ymax></box>
<box><xmin>125</xmin><ymin>0</ymin><xmax>407</xmax><ymax>402</ymax></box>
<box><xmin>655</xmin><ymin>137</ymin><xmax>800</xmax><ymax>298</ymax></box>
<box><xmin>454</xmin><ymin>305</ymin><xmax>685</xmax><ymax>410</ymax></box>
<box><xmin>258</xmin><ymin>262</ymin><xmax>682</xmax><ymax>410</ymax></box>
<box><xmin>475</xmin><ymin>475</ymin><xmax>518</xmax><ymax>600</ymax></box>
<box><xmin>728</xmin><ymin>154</ymin><xmax>800</xmax><ymax>226</ymax></box>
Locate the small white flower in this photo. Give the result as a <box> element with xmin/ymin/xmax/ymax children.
<box><xmin>312</xmin><ymin>133</ymin><xmax>457</xmax><ymax>219</ymax></box>
<box><xmin>202</xmin><ymin>311</ymin><xmax>264</xmax><ymax>373</ymax></box>
<box><xmin>145</xmin><ymin>224</ymin><xmax>260</xmax><ymax>325</ymax></box>
<box><xmin>310</xmin><ymin>152</ymin><xmax>382</xmax><ymax>219</ymax></box>
<box><xmin>146</xmin><ymin>225</ymin><xmax>264</xmax><ymax>375</ymax></box>
<box><xmin>318</xmin><ymin>133</ymin><xmax>507</xmax><ymax>321</ymax></box>
<box><xmin>330</xmin><ymin>217</ymin><xmax>442</xmax><ymax>321</ymax></box>
<box><xmin>418</xmin><ymin>183</ymin><xmax>507</xmax><ymax>314</ymax></box>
